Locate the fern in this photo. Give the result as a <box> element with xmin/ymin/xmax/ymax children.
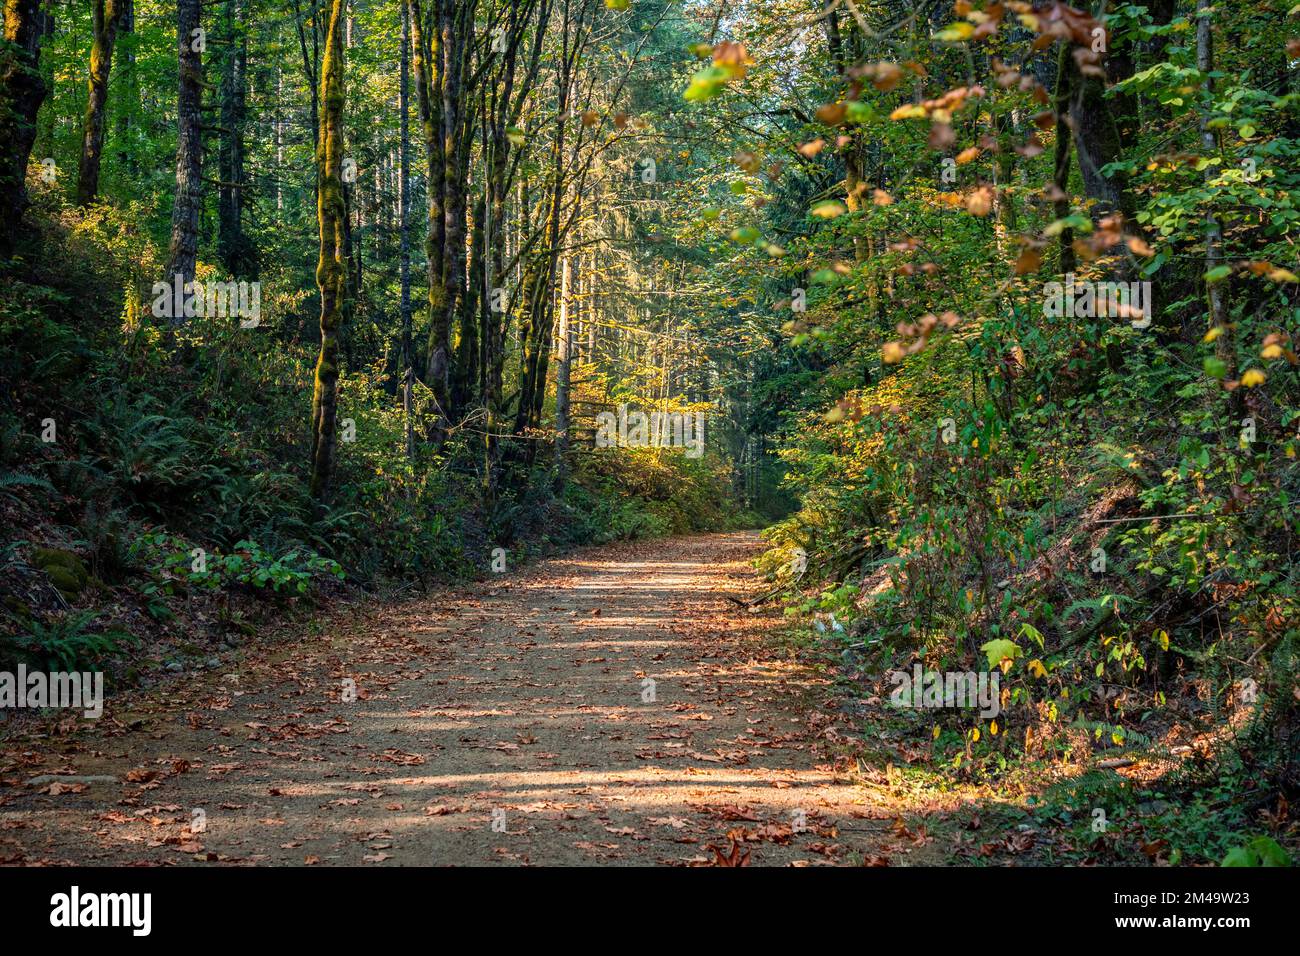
<box><xmin>0</xmin><ymin>470</ymin><xmax>56</xmax><ymax>503</ymax></box>
<box><xmin>5</xmin><ymin>610</ymin><xmax>136</xmax><ymax>671</ymax></box>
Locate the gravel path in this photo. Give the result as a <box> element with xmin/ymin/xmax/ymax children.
<box><xmin>1</xmin><ymin>532</ymin><xmax>897</xmax><ymax>866</ymax></box>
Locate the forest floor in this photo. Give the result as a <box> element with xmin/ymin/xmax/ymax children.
<box><xmin>0</xmin><ymin>532</ymin><xmax>952</xmax><ymax>866</ymax></box>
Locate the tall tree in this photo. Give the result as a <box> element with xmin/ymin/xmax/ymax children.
<box><xmin>408</xmin><ymin>0</ymin><xmax>448</xmax><ymax>432</ymax></box>
<box><xmin>400</xmin><ymin>0</ymin><xmax>415</xmax><ymax>462</ymax></box>
<box><xmin>553</xmin><ymin>250</ymin><xmax>573</xmax><ymax>485</ymax></box>
<box><xmin>114</xmin><ymin>0</ymin><xmax>134</xmax><ymax>171</ymax></box>
<box><xmin>164</xmin><ymin>0</ymin><xmax>203</xmax><ymax>289</ymax></box>
<box><xmin>75</xmin><ymin>0</ymin><xmax>126</xmax><ymax>206</ymax></box>
<box><xmin>0</xmin><ymin>0</ymin><xmax>52</xmax><ymax>255</ymax></box>
<box><xmin>216</xmin><ymin>0</ymin><xmax>255</xmax><ymax>276</ymax></box>
<box><xmin>431</xmin><ymin>0</ymin><xmax>477</xmax><ymax>430</ymax></box>
<box><xmin>1195</xmin><ymin>0</ymin><xmax>1231</xmax><ymax>378</ymax></box>
<box><xmin>309</xmin><ymin>0</ymin><xmax>348</xmax><ymax>501</ymax></box>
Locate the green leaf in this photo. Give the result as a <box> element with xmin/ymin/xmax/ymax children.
<box><xmin>979</xmin><ymin>638</ymin><xmax>1021</xmax><ymax>670</ymax></box>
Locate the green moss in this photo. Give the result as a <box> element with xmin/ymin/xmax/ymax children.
<box><xmin>33</xmin><ymin>547</ymin><xmax>89</xmax><ymax>596</ymax></box>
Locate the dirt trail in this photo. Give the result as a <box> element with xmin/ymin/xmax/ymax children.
<box><xmin>1</xmin><ymin>532</ymin><xmax>902</xmax><ymax>866</ymax></box>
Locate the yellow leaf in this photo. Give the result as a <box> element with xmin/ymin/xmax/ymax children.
<box><xmin>889</xmin><ymin>103</ymin><xmax>928</xmax><ymax>120</ymax></box>
<box><xmin>811</xmin><ymin>199</ymin><xmax>847</xmax><ymax>218</ymax></box>
<box><xmin>1203</xmin><ymin>326</ymin><xmax>1224</xmax><ymax>343</ymax></box>
<box><xmin>1241</xmin><ymin>368</ymin><xmax>1267</xmax><ymax>387</ymax></box>
<box><xmin>935</xmin><ymin>21</ymin><xmax>975</xmax><ymax>42</ymax></box>
<box><xmin>1028</xmin><ymin>658</ymin><xmax>1047</xmax><ymax>678</ymax></box>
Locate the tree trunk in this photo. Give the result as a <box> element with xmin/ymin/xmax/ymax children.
<box><xmin>164</xmin><ymin>0</ymin><xmax>203</xmax><ymax>291</ymax></box>
<box><xmin>0</xmin><ymin>0</ymin><xmax>53</xmax><ymax>255</ymax></box>
<box><xmin>76</xmin><ymin>0</ymin><xmax>125</xmax><ymax>206</ymax></box>
<box><xmin>217</xmin><ymin>0</ymin><xmax>254</xmax><ymax>276</ymax></box>
<box><xmin>554</xmin><ymin>251</ymin><xmax>572</xmax><ymax>487</ymax></box>
<box><xmin>309</xmin><ymin>0</ymin><xmax>348</xmax><ymax>503</ymax></box>
<box><xmin>1196</xmin><ymin>0</ymin><xmax>1231</xmax><ymax>372</ymax></box>
<box><xmin>1053</xmin><ymin>42</ymin><xmax>1075</xmax><ymax>275</ymax></box>
<box><xmin>1067</xmin><ymin>4</ymin><xmax>1135</xmax><ymax>222</ymax></box>
<box><xmin>455</xmin><ymin>192</ymin><xmax>482</xmax><ymax>411</ymax></box>
<box><xmin>399</xmin><ymin>0</ymin><xmax>415</xmax><ymax>461</ymax></box>
<box><xmin>408</xmin><ymin>0</ymin><xmax>448</xmax><ymax>429</ymax></box>
<box><xmin>114</xmin><ymin>0</ymin><xmax>134</xmax><ymax>170</ymax></box>
<box><xmin>431</xmin><ymin>0</ymin><xmax>470</xmax><ymax>428</ymax></box>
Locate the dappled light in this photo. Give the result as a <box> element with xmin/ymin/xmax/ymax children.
<box><xmin>0</xmin><ymin>0</ymin><xmax>1295</xmax><ymax>889</ymax></box>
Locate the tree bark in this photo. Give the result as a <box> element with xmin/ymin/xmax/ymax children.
<box><xmin>114</xmin><ymin>0</ymin><xmax>134</xmax><ymax>170</ymax></box>
<box><xmin>431</xmin><ymin>0</ymin><xmax>472</xmax><ymax>428</ymax></box>
<box><xmin>164</xmin><ymin>0</ymin><xmax>203</xmax><ymax>291</ymax></box>
<box><xmin>0</xmin><ymin>0</ymin><xmax>53</xmax><ymax>255</ymax></box>
<box><xmin>554</xmin><ymin>251</ymin><xmax>572</xmax><ymax>486</ymax></box>
<box><xmin>1196</xmin><ymin>0</ymin><xmax>1231</xmax><ymax>371</ymax></box>
<box><xmin>408</xmin><ymin>0</ymin><xmax>448</xmax><ymax>430</ymax></box>
<box><xmin>76</xmin><ymin>0</ymin><xmax>125</xmax><ymax>206</ymax></box>
<box><xmin>399</xmin><ymin>0</ymin><xmax>415</xmax><ymax>461</ymax></box>
<box><xmin>1053</xmin><ymin>42</ymin><xmax>1075</xmax><ymax>276</ymax></box>
<box><xmin>217</xmin><ymin>0</ymin><xmax>254</xmax><ymax>276</ymax></box>
<box><xmin>309</xmin><ymin>0</ymin><xmax>348</xmax><ymax>502</ymax></box>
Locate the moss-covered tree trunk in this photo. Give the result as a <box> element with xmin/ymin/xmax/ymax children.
<box><xmin>0</xmin><ymin>0</ymin><xmax>52</xmax><ymax>255</ymax></box>
<box><xmin>75</xmin><ymin>0</ymin><xmax>125</xmax><ymax>206</ymax></box>
<box><xmin>407</xmin><ymin>0</ymin><xmax>447</xmax><ymax>429</ymax></box>
<box><xmin>515</xmin><ymin>1</ymin><xmax>574</xmax><ymax>442</ymax></box>
<box><xmin>164</xmin><ymin>0</ymin><xmax>203</xmax><ymax>290</ymax></box>
<box><xmin>431</xmin><ymin>0</ymin><xmax>472</xmax><ymax>432</ymax></box>
<box><xmin>399</xmin><ymin>0</ymin><xmax>415</xmax><ymax>462</ymax></box>
<box><xmin>455</xmin><ymin>192</ymin><xmax>482</xmax><ymax>411</ymax></box>
<box><xmin>309</xmin><ymin>0</ymin><xmax>347</xmax><ymax>503</ymax></box>
<box><xmin>553</xmin><ymin>251</ymin><xmax>572</xmax><ymax>487</ymax></box>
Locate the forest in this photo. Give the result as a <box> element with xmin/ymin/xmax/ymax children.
<box><xmin>0</xmin><ymin>0</ymin><xmax>1297</xmax><ymax>872</ymax></box>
